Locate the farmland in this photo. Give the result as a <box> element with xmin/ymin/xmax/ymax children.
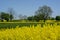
<box><xmin>0</xmin><ymin>20</ymin><xmax>60</xmax><ymax>40</ymax></box>
<box><xmin>0</xmin><ymin>0</ymin><xmax>60</xmax><ymax>40</ymax></box>
<box><xmin>0</xmin><ymin>21</ymin><xmax>60</xmax><ymax>29</ymax></box>
<box><xmin>0</xmin><ymin>24</ymin><xmax>60</xmax><ymax>40</ymax></box>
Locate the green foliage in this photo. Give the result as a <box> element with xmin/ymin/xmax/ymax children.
<box><xmin>50</xmin><ymin>17</ymin><xmax>55</xmax><ymax>20</ymax></box>
<box><xmin>0</xmin><ymin>12</ymin><xmax>9</xmax><ymax>22</ymax></box>
<box><xmin>33</xmin><ymin>15</ymin><xmax>40</xmax><ymax>22</ymax></box>
<box><xmin>9</xmin><ymin>14</ymin><xmax>14</xmax><ymax>21</ymax></box>
<box><xmin>56</xmin><ymin>16</ymin><xmax>60</xmax><ymax>21</ymax></box>
<box><xmin>0</xmin><ymin>22</ymin><xmax>59</xmax><ymax>29</ymax></box>
<box><xmin>35</xmin><ymin>5</ymin><xmax>52</xmax><ymax>22</ymax></box>
<box><xmin>0</xmin><ymin>12</ymin><xmax>14</xmax><ymax>22</ymax></box>
<box><xmin>27</xmin><ymin>16</ymin><xmax>33</xmax><ymax>21</ymax></box>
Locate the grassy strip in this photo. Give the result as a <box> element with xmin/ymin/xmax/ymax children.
<box><xmin>0</xmin><ymin>22</ymin><xmax>60</xmax><ymax>29</ymax></box>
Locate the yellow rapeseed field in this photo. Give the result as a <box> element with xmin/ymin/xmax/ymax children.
<box><xmin>0</xmin><ymin>25</ymin><xmax>60</xmax><ymax>40</ymax></box>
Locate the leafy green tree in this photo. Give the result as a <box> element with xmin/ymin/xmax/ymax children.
<box><xmin>56</xmin><ymin>16</ymin><xmax>60</xmax><ymax>21</ymax></box>
<box><xmin>0</xmin><ymin>12</ymin><xmax>10</xmax><ymax>22</ymax></box>
<box><xmin>35</xmin><ymin>5</ymin><xmax>52</xmax><ymax>22</ymax></box>
<box><xmin>27</xmin><ymin>16</ymin><xmax>33</xmax><ymax>21</ymax></box>
<box><xmin>33</xmin><ymin>15</ymin><xmax>40</xmax><ymax>22</ymax></box>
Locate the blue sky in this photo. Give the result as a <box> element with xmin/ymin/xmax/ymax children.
<box><xmin>0</xmin><ymin>0</ymin><xmax>60</xmax><ymax>19</ymax></box>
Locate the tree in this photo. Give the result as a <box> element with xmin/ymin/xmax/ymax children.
<box><xmin>19</xmin><ymin>14</ymin><xmax>27</xmax><ymax>20</ymax></box>
<box><xmin>0</xmin><ymin>12</ymin><xmax>10</xmax><ymax>22</ymax></box>
<box><xmin>56</xmin><ymin>16</ymin><xmax>60</xmax><ymax>21</ymax></box>
<box><xmin>27</xmin><ymin>16</ymin><xmax>33</xmax><ymax>21</ymax></box>
<box><xmin>8</xmin><ymin>8</ymin><xmax>14</xmax><ymax>21</ymax></box>
<box><xmin>35</xmin><ymin>5</ymin><xmax>52</xmax><ymax>22</ymax></box>
<box><xmin>33</xmin><ymin>15</ymin><xmax>40</xmax><ymax>22</ymax></box>
<box><xmin>19</xmin><ymin>14</ymin><xmax>23</xmax><ymax>19</ymax></box>
<box><xmin>9</xmin><ymin>14</ymin><xmax>13</xmax><ymax>21</ymax></box>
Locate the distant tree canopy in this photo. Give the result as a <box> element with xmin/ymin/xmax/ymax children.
<box><xmin>50</xmin><ymin>17</ymin><xmax>55</xmax><ymax>20</ymax></box>
<box><xmin>56</xmin><ymin>16</ymin><xmax>60</xmax><ymax>21</ymax></box>
<box><xmin>0</xmin><ymin>12</ymin><xmax>14</xmax><ymax>22</ymax></box>
<box><xmin>35</xmin><ymin>5</ymin><xmax>52</xmax><ymax>22</ymax></box>
<box><xmin>19</xmin><ymin>14</ymin><xmax>27</xmax><ymax>20</ymax></box>
<box><xmin>27</xmin><ymin>16</ymin><xmax>33</xmax><ymax>21</ymax></box>
<box><xmin>33</xmin><ymin>15</ymin><xmax>40</xmax><ymax>22</ymax></box>
<box><xmin>27</xmin><ymin>5</ymin><xmax>53</xmax><ymax>22</ymax></box>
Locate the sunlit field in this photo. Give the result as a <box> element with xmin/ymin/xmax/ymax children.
<box><xmin>0</xmin><ymin>24</ymin><xmax>60</xmax><ymax>40</ymax></box>
<box><xmin>0</xmin><ymin>0</ymin><xmax>60</xmax><ymax>40</ymax></box>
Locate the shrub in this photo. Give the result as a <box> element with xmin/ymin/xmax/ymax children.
<box><xmin>56</xmin><ymin>16</ymin><xmax>60</xmax><ymax>21</ymax></box>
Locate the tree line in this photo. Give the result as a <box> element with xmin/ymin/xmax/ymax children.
<box><xmin>0</xmin><ymin>5</ymin><xmax>60</xmax><ymax>22</ymax></box>
<box><xmin>27</xmin><ymin>5</ymin><xmax>60</xmax><ymax>22</ymax></box>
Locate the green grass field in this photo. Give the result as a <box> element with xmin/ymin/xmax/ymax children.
<box><xmin>0</xmin><ymin>22</ymin><xmax>60</xmax><ymax>29</ymax></box>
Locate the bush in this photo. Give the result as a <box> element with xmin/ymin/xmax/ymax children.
<box><xmin>56</xmin><ymin>16</ymin><xmax>60</xmax><ymax>21</ymax></box>
<box><xmin>27</xmin><ymin>16</ymin><xmax>33</xmax><ymax>21</ymax></box>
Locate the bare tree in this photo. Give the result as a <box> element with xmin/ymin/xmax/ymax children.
<box><xmin>8</xmin><ymin>8</ymin><xmax>15</xmax><ymax>21</ymax></box>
